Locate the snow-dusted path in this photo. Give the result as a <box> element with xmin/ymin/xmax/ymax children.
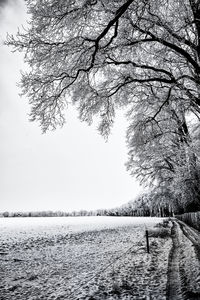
<box><xmin>167</xmin><ymin>220</ymin><xmax>200</xmax><ymax>300</ymax></box>
<box><xmin>178</xmin><ymin>220</ymin><xmax>200</xmax><ymax>261</ymax></box>
<box><xmin>166</xmin><ymin>222</ymin><xmax>182</xmax><ymax>300</ymax></box>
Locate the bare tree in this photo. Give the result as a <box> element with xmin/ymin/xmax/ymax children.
<box><xmin>6</xmin><ymin>0</ymin><xmax>200</xmax><ymax>211</ymax></box>
<box><xmin>6</xmin><ymin>0</ymin><xmax>200</xmax><ymax>131</ymax></box>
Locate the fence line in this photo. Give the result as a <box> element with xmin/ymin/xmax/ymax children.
<box><xmin>175</xmin><ymin>212</ymin><xmax>200</xmax><ymax>231</ymax></box>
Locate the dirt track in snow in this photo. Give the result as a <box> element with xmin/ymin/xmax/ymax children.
<box><xmin>1</xmin><ymin>217</ymin><xmax>200</xmax><ymax>299</ymax></box>
<box><xmin>166</xmin><ymin>220</ymin><xmax>200</xmax><ymax>300</ymax></box>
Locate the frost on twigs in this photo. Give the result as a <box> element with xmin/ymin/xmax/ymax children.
<box><xmin>5</xmin><ymin>0</ymin><xmax>200</xmax><ymax>209</ymax></box>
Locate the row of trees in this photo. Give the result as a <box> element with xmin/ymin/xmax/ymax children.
<box><xmin>7</xmin><ymin>0</ymin><xmax>200</xmax><ymax>214</ymax></box>
<box><xmin>0</xmin><ymin>192</ymin><xmax>173</xmax><ymax>218</ymax></box>
<box><xmin>97</xmin><ymin>192</ymin><xmax>174</xmax><ymax>217</ymax></box>
<box><xmin>0</xmin><ymin>210</ymin><xmax>97</xmax><ymax>218</ymax></box>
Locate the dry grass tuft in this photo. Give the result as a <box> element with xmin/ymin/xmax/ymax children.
<box><xmin>148</xmin><ymin>219</ymin><xmax>171</xmax><ymax>238</ymax></box>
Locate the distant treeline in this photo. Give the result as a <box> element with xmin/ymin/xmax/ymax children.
<box><xmin>0</xmin><ymin>191</ymin><xmax>174</xmax><ymax>218</ymax></box>
<box><xmin>0</xmin><ymin>210</ymin><xmax>96</xmax><ymax>218</ymax></box>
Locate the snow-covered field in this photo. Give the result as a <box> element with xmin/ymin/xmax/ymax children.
<box><xmin>0</xmin><ymin>216</ymin><xmax>171</xmax><ymax>299</ymax></box>
<box><xmin>0</xmin><ymin>216</ymin><xmax>165</xmax><ymax>238</ymax></box>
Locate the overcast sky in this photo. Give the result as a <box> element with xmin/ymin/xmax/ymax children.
<box><xmin>0</xmin><ymin>0</ymin><xmax>142</xmax><ymax>213</ymax></box>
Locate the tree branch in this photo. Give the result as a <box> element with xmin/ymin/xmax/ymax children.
<box><xmin>129</xmin><ymin>20</ymin><xmax>200</xmax><ymax>72</ymax></box>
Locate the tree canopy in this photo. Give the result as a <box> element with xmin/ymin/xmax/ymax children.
<box><xmin>7</xmin><ymin>0</ymin><xmax>200</xmax><ymax>213</ymax></box>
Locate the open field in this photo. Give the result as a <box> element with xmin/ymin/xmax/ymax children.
<box><xmin>0</xmin><ymin>216</ymin><xmax>172</xmax><ymax>299</ymax></box>
<box><xmin>1</xmin><ymin>216</ymin><xmax>200</xmax><ymax>300</ymax></box>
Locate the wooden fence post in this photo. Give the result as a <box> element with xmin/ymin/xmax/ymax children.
<box><xmin>146</xmin><ymin>229</ymin><xmax>150</xmax><ymax>253</ymax></box>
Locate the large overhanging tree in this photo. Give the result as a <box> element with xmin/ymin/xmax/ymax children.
<box><xmin>7</xmin><ymin>0</ymin><xmax>200</xmax><ymax>212</ymax></box>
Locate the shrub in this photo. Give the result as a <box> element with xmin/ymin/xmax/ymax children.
<box><xmin>148</xmin><ymin>227</ymin><xmax>171</xmax><ymax>238</ymax></box>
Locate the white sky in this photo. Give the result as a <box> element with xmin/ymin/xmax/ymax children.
<box><xmin>0</xmin><ymin>0</ymin><xmax>142</xmax><ymax>212</ymax></box>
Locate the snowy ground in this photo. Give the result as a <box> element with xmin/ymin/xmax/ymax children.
<box><xmin>1</xmin><ymin>217</ymin><xmax>199</xmax><ymax>300</ymax></box>
<box><xmin>167</xmin><ymin>220</ymin><xmax>200</xmax><ymax>300</ymax></box>
<box><xmin>0</xmin><ymin>216</ymin><xmax>172</xmax><ymax>300</ymax></box>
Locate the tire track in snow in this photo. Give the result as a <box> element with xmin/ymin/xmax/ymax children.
<box><xmin>167</xmin><ymin>220</ymin><xmax>200</xmax><ymax>300</ymax></box>
<box><xmin>177</xmin><ymin>219</ymin><xmax>200</xmax><ymax>261</ymax></box>
<box><xmin>177</xmin><ymin>220</ymin><xmax>200</xmax><ymax>300</ymax></box>
<box><xmin>166</xmin><ymin>221</ymin><xmax>184</xmax><ymax>300</ymax></box>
